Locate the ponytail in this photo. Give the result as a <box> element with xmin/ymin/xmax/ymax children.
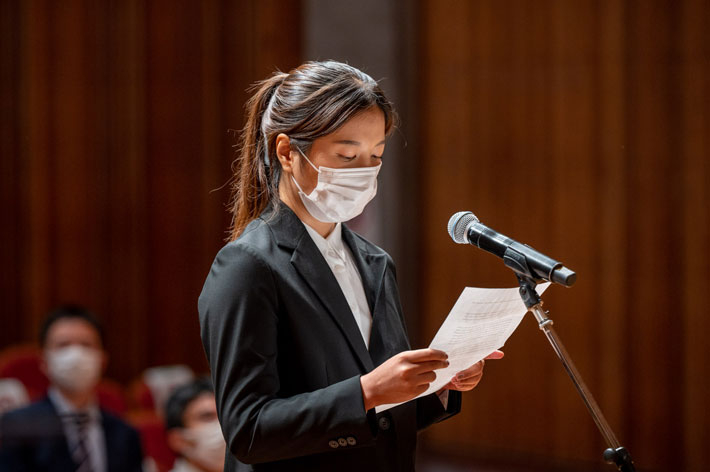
<box><xmin>228</xmin><ymin>72</ymin><xmax>287</xmax><ymax>240</ymax></box>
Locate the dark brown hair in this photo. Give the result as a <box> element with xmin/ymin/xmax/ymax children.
<box><xmin>164</xmin><ymin>376</ymin><xmax>214</xmax><ymax>430</ymax></box>
<box><xmin>40</xmin><ymin>304</ymin><xmax>104</xmax><ymax>348</ymax></box>
<box><xmin>228</xmin><ymin>60</ymin><xmax>397</xmax><ymax>240</ymax></box>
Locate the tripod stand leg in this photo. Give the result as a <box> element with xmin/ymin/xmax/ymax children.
<box><xmin>528</xmin><ymin>304</ymin><xmax>635</xmax><ymax>471</ymax></box>
<box><xmin>529</xmin><ymin>304</ymin><xmax>620</xmax><ymax>447</ymax></box>
<box><xmin>516</xmin><ymin>276</ymin><xmax>635</xmax><ymax>471</ymax></box>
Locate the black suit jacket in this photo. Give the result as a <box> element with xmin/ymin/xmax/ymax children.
<box><xmin>0</xmin><ymin>396</ymin><xmax>143</xmax><ymax>472</ymax></box>
<box><xmin>198</xmin><ymin>205</ymin><xmax>461</xmax><ymax>472</ymax></box>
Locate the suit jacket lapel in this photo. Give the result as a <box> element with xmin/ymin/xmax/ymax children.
<box><xmin>341</xmin><ymin>225</ymin><xmax>386</xmax><ymax>317</ymax></box>
<box><xmin>102</xmin><ymin>413</ymin><xmax>123</xmax><ymax>472</ymax></box>
<box><xmin>341</xmin><ymin>225</ymin><xmax>398</xmax><ymax>366</ymax></box>
<box><xmin>290</xmin><ymin>241</ymin><xmax>374</xmax><ymax>372</ymax></box>
<box><xmin>41</xmin><ymin>396</ymin><xmax>80</xmax><ymax>470</ymax></box>
<box><xmin>266</xmin><ymin>206</ymin><xmax>374</xmax><ymax>373</ymax></box>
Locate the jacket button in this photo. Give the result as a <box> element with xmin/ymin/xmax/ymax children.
<box><xmin>347</xmin><ymin>436</ymin><xmax>356</xmax><ymax>446</ymax></box>
<box><xmin>378</xmin><ymin>416</ymin><xmax>391</xmax><ymax>431</ymax></box>
<box><xmin>338</xmin><ymin>437</ymin><xmax>348</xmax><ymax>447</ymax></box>
<box><xmin>329</xmin><ymin>440</ymin><xmax>339</xmax><ymax>449</ymax></box>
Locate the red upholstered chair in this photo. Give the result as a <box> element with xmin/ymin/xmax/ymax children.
<box><xmin>0</xmin><ymin>344</ymin><xmax>49</xmax><ymax>401</ymax></box>
<box><xmin>127</xmin><ymin>409</ymin><xmax>176</xmax><ymax>472</ymax></box>
<box><xmin>96</xmin><ymin>378</ymin><xmax>128</xmax><ymax>416</ymax></box>
<box><xmin>128</xmin><ymin>377</ymin><xmax>156</xmax><ymax>411</ymax></box>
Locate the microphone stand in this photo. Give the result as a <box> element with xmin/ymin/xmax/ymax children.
<box><xmin>516</xmin><ymin>273</ymin><xmax>635</xmax><ymax>471</ymax></box>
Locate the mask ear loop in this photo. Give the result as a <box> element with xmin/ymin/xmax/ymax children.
<box><xmin>296</xmin><ymin>147</ymin><xmax>321</xmax><ymax>173</ymax></box>
<box><xmin>291</xmin><ymin>146</ymin><xmax>318</xmax><ymax>196</ymax></box>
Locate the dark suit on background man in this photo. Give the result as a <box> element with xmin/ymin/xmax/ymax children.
<box><xmin>198</xmin><ymin>206</ymin><xmax>462</xmax><ymax>472</ymax></box>
<box><xmin>0</xmin><ymin>396</ymin><xmax>143</xmax><ymax>472</ymax></box>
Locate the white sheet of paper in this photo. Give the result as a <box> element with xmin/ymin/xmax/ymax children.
<box><xmin>375</xmin><ymin>283</ymin><xmax>550</xmax><ymax>412</ymax></box>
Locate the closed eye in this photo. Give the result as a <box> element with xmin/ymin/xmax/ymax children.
<box><xmin>337</xmin><ymin>153</ymin><xmax>357</xmax><ymax>161</ymax></box>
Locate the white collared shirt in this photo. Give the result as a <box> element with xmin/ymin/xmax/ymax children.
<box><xmin>48</xmin><ymin>387</ymin><xmax>107</xmax><ymax>472</ymax></box>
<box><xmin>303</xmin><ymin>222</ymin><xmax>373</xmax><ymax>348</ymax></box>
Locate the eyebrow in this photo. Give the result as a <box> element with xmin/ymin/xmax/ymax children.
<box><xmin>334</xmin><ymin>139</ymin><xmax>386</xmax><ymax>146</ymax></box>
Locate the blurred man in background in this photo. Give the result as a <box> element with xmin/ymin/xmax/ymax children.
<box><xmin>0</xmin><ymin>305</ymin><xmax>143</xmax><ymax>471</ymax></box>
<box><xmin>164</xmin><ymin>378</ymin><xmax>225</xmax><ymax>472</ymax></box>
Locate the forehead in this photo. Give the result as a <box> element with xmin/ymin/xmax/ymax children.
<box><xmin>324</xmin><ymin>107</ymin><xmax>386</xmax><ymax>144</ymax></box>
<box><xmin>183</xmin><ymin>392</ymin><xmax>217</xmax><ymax>422</ymax></box>
<box><xmin>45</xmin><ymin>318</ymin><xmax>102</xmax><ymax>346</ymax></box>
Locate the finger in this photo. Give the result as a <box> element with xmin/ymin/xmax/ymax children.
<box><xmin>411</xmin><ymin>359</ymin><xmax>449</xmax><ymax>374</ymax></box>
<box><xmin>484</xmin><ymin>350</ymin><xmax>505</xmax><ymax>360</ymax></box>
<box><xmin>448</xmin><ymin>381</ymin><xmax>469</xmax><ymax>391</ymax></box>
<box><xmin>405</xmin><ymin>348</ymin><xmax>448</xmax><ymax>362</ymax></box>
<box><xmin>451</xmin><ymin>375</ymin><xmax>483</xmax><ymax>390</ymax></box>
<box><xmin>453</xmin><ymin>368</ymin><xmax>484</xmax><ymax>382</ymax></box>
<box><xmin>454</xmin><ymin>368</ymin><xmax>484</xmax><ymax>382</ymax></box>
<box><xmin>453</xmin><ymin>373</ymin><xmax>483</xmax><ymax>386</ymax></box>
<box><xmin>457</xmin><ymin>375</ymin><xmax>484</xmax><ymax>387</ymax></box>
<box><xmin>415</xmin><ymin>371</ymin><xmax>437</xmax><ymax>385</ymax></box>
<box><xmin>450</xmin><ymin>382</ymin><xmax>477</xmax><ymax>391</ymax></box>
<box><xmin>453</xmin><ymin>361</ymin><xmax>485</xmax><ymax>379</ymax></box>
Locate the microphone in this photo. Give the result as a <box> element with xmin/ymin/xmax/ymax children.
<box><xmin>447</xmin><ymin>211</ymin><xmax>577</xmax><ymax>287</ymax></box>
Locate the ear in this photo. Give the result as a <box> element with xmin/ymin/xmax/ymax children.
<box><xmin>275</xmin><ymin>133</ymin><xmax>295</xmax><ymax>173</ymax></box>
<box><xmin>167</xmin><ymin>429</ymin><xmax>191</xmax><ymax>456</ymax></box>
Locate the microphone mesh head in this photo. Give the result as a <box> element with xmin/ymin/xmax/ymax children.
<box><xmin>447</xmin><ymin>211</ymin><xmax>479</xmax><ymax>244</ymax></box>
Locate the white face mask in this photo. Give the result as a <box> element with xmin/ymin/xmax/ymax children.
<box><xmin>180</xmin><ymin>419</ymin><xmax>226</xmax><ymax>472</ymax></box>
<box><xmin>291</xmin><ymin>147</ymin><xmax>381</xmax><ymax>223</ymax></box>
<box><xmin>46</xmin><ymin>345</ymin><xmax>102</xmax><ymax>393</ymax></box>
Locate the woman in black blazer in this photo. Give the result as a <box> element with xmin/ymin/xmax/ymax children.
<box><xmin>198</xmin><ymin>61</ymin><xmax>502</xmax><ymax>472</ymax></box>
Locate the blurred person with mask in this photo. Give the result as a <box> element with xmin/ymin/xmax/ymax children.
<box><xmin>164</xmin><ymin>378</ymin><xmax>225</xmax><ymax>472</ymax></box>
<box><xmin>0</xmin><ymin>304</ymin><xmax>144</xmax><ymax>471</ymax></box>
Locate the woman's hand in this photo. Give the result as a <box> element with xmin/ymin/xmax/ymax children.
<box><xmin>439</xmin><ymin>350</ymin><xmax>505</xmax><ymax>392</ymax></box>
<box><xmin>359</xmin><ymin>349</ymin><xmax>449</xmax><ymax>411</ymax></box>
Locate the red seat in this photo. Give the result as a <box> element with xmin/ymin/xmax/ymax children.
<box><xmin>127</xmin><ymin>409</ymin><xmax>176</xmax><ymax>472</ymax></box>
<box><xmin>128</xmin><ymin>378</ymin><xmax>156</xmax><ymax>411</ymax></box>
<box><xmin>96</xmin><ymin>378</ymin><xmax>128</xmax><ymax>416</ymax></box>
<box><xmin>0</xmin><ymin>344</ymin><xmax>49</xmax><ymax>401</ymax></box>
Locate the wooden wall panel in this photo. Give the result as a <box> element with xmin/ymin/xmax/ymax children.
<box><xmin>417</xmin><ymin>1</ymin><xmax>710</xmax><ymax>471</ymax></box>
<box><xmin>680</xmin><ymin>0</ymin><xmax>710</xmax><ymax>469</ymax></box>
<box><xmin>3</xmin><ymin>1</ymin><xmax>709</xmax><ymax>470</ymax></box>
<box><xmin>596</xmin><ymin>0</ymin><xmax>628</xmax><ymax>446</ymax></box>
<box><xmin>625</xmin><ymin>2</ymin><xmax>683</xmax><ymax>466</ymax></box>
<box><xmin>0</xmin><ymin>0</ymin><xmax>22</xmax><ymax>344</ymax></box>
<box><xmin>1</xmin><ymin>0</ymin><xmax>302</xmax><ymax>382</ymax></box>
<box><xmin>103</xmin><ymin>0</ymin><xmax>151</xmax><ymax>384</ymax></box>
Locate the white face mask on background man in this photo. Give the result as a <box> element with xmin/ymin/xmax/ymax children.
<box><xmin>291</xmin><ymin>147</ymin><xmax>381</xmax><ymax>223</ymax></box>
<box><xmin>46</xmin><ymin>345</ymin><xmax>103</xmax><ymax>394</ymax></box>
<box><xmin>179</xmin><ymin>419</ymin><xmax>226</xmax><ymax>472</ymax></box>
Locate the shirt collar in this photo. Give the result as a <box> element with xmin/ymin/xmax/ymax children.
<box><xmin>303</xmin><ymin>222</ymin><xmax>344</xmax><ymax>256</ymax></box>
<box><xmin>48</xmin><ymin>386</ymin><xmax>101</xmax><ymax>421</ymax></box>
